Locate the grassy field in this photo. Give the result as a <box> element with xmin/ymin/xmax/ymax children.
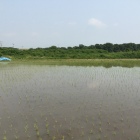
<box><xmin>10</xmin><ymin>59</ymin><xmax>140</xmax><ymax>67</ymax></box>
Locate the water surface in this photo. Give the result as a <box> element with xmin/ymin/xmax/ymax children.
<box><xmin>0</xmin><ymin>64</ymin><xmax>140</xmax><ymax>140</ymax></box>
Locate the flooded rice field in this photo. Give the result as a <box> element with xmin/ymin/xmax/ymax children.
<box><xmin>0</xmin><ymin>64</ymin><xmax>140</xmax><ymax>140</ymax></box>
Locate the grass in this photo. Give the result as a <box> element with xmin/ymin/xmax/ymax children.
<box><xmin>9</xmin><ymin>59</ymin><xmax>140</xmax><ymax>67</ymax></box>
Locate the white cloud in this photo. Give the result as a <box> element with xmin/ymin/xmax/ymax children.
<box><xmin>88</xmin><ymin>18</ymin><xmax>106</xmax><ymax>28</ymax></box>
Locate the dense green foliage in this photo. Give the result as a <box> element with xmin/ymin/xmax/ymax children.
<box><xmin>0</xmin><ymin>43</ymin><xmax>140</xmax><ymax>59</ymax></box>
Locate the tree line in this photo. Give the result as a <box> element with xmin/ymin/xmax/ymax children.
<box><xmin>0</xmin><ymin>43</ymin><xmax>140</xmax><ymax>59</ymax></box>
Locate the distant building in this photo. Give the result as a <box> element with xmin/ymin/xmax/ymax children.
<box><xmin>0</xmin><ymin>57</ymin><xmax>11</xmax><ymax>61</ymax></box>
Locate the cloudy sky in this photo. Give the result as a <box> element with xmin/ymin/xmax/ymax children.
<box><xmin>0</xmin><ymin>0</ymin><xmax>140</xmax><ymax>48</ymax></box>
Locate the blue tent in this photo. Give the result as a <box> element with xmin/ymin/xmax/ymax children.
<box><xmin>0</xmin><ymin>57</ymin><xmax>11</xmax><ymax>61</ymax></box>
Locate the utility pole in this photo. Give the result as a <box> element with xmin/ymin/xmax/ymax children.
<box><xmin>0</xmin><ymin>41</ymin><xmax>2</xmax><ymax>47</ymax></box>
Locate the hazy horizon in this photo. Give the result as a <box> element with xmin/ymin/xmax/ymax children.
<box><xmin>0</xmin><ymin>0</ymin><xmax>140</xmax><ymax>48</ymax></box>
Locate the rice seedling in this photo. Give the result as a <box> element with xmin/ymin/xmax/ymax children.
<box><xmin>89</xmin><ymin>129</ymin><xmax>93</xmax><ymax>134</ymax></box>
<box><xmin>36</xmin><ymin>131</ymin><xmax>40</xmax><ymax>137</ymax></box>
<box><xmin>3</xmin><ymin>135</ymin><xmax>7</xmax><ymax>140</ymax></box>
<box><xmin>46</xmin><ymin>129</ymin><xmax>50</xmax><ymax>135</ymax></box>
<box><xmin>61</xmin><ymin>135</ymin><xmax>65</xmax><ymax>140</ymax></box>
<box><xmin>52</xmin><ymin>136</ymin><xmax>56</xmax><ymax>140</ymax></box>
<box><xmin>99</xmin><ymin>127</ymin><xmax>102</xmax><ymax>133</ymax></box>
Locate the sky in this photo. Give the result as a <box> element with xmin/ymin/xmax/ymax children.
<box><xmin>0</xmin><ymin>0</ymin><xmax>140</xmax><ymax>48</ymax></box>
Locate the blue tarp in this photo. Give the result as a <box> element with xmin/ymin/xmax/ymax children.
<box><xmin>0</xmin><ymin>57</ymin><xmax>11</xmax><ymax>61</ymax></box>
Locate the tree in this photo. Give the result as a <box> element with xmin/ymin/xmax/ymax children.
<box><xmin>113</xmin><ymin>44</ymin><xmax>120</xmax><ymax>52</ymax></box>
<box><xmin>79</xmin><ymin>44</ymin><xmax>85</xmax><ymax>49</ymax></box>
<box><xmin>103</xmin><ymin>43</ymin><xmax>114</xmax><ymax>52</ymax></box>
<box><xmin>49</xmin><ymin>46</ymin><xmax>57</xmax><ymax>49</ymax></box>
